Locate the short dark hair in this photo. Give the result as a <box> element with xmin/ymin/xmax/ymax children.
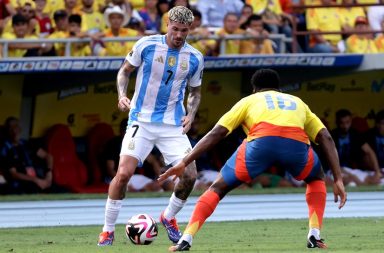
<box><xmin>12</xmin><ymin>14</ymin><xmax>27</xmax><ymax>26</ymax></box>
<box><xmin>224</xmin><ymin>12</ymin><xmax>239</xmax><ymax>21</ymax></box>
<box><xmin>376</xmin><ymin>110</ymin><xmax>384</xmax><ymax>123</ymax></box>
<box><xmin>53</xmin><ymin>9</ymin><xmax>68</xmax><ymax>21</ymax></box>
<box><xmin>244</xmin><ymin>14</ymin><xmax>262</xmax><ymax>28</ymax></box>
<box><xmin>68</xmin><ymin>14</ymin><xmax>82</xmax><ymax>25</ymax></box>
<box><xmin>335</xmin><ymin>109</ymin><xmax>352</xmax><ymax>122</ymax></box>
<box><xmin>251</xmin><ymin>69</ymin><xmax>280</xmax><ymax>91</ymax></box>
<box><xmin>191</xmin><ymin>8</ymin><xmax>201</xmax><ymax>19</ymax></box>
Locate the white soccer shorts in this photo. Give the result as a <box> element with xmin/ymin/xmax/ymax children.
<box><xmin>120</xmin><ymin>121</ymin><xmax>192</xmax><ymax>166</ymax></box>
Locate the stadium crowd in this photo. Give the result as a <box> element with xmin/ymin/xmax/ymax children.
<box><xmin>0</xmin><ymin>109</ymin><xmax>383</xmax><ymax>194</ymax></box>
<box><xmin>0</xmin><ymin>0</ymin><xmax>384</xmax><ymax>57</ymax></box>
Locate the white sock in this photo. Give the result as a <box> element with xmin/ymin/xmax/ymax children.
<box><xmin>102</xmin><ymin>197</ymin><xmax>122</xmax><ymax>232</ymax></box>
<box><xmin>308</xmin><ymin>228</ymin><xmax>321</xmax><ymax>240</ymax></box>
<box><xmin>163</xmin><ymin>193</ymin><xmax>186</xmax><ymax>220</ymax></box>
<box><xmin>179</xmin><ymin>233</ymin><xmax>193</xmax><ymax>246</ymax></box>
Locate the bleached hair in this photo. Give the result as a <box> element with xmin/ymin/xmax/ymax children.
<box><xmin>168</xmin><ymin>6</ymin><xmax>194</xmax><ymax>25</ymax></box>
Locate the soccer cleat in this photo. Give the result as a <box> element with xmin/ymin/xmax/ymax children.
<box><xmin>168</xmin><ymin>240</ymin><xmax>191</xmax><ymax>252</ymax></box>
<box><xmin>97</xmin><ymin>231</ymin><xmax>114</xmax><ymax>246</ymax></box>
<box><xmin>160</xmin><ymin>212</ymin><xmax>182</xmax><ymax>243</ymax></box>
<box><xmin>307</xmin><ymin>235</ymin><xmax>327</xmax><ymax>249</ymax></box>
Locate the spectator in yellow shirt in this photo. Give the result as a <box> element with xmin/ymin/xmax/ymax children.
<box><xmin>2</xmin><ymin>14</ymin><xmax>48</xmax><ymax>57</ymax></box>
<box><xmin>215</xmin><ymin>12</ymin><xmax>248</xmax><ymax>55</ymax></box>
<box><xmin>338</xmin><ymin>0</ymin><xmax>366</xmax><ymax>34</ymax></box>
<box><xmin>188</xmin><ymin>8</ymin><xmax>216</xmax><ymax>56</ymax></box>
<box><xmin>99</xmin><ymin>5</ymin><xmax>142</xmax><ymax>56</ymax></box>
<box><xmin>375</xmin><ymin>20</ymin><xmax>384</xmax><ymax>53</ymax></box>
<box><xmin>4</xmin><ymin>0</ymin><xmax>40</xmax><ymax>36</ymax></box>
<box><xmin>47</xmin><ymin>10</ymin><xmax>69</xmax><ymax>56</ymax></box>
<box><xmin>67</xmin><ymin>14</ymin><xmax>92</xmax><ymax>56</ymax></box>
<box><xmin>241</xmin><ymin>14</ymin><xmax>275</xmax><ymax>54</ymax></box>
<box><xmin>306</xmin><ymin>0</ymin><xmax>342</xmax><ymax>53</ymax></box>
<box><xmin>346</xmin><ymin>16</ymin><xmax>378</xmax><ymax>53</ymax></box>
<box><xmin>79</xmin><ymin>0</ymin><xmax>105</xmax><ymax>34</ymax></box>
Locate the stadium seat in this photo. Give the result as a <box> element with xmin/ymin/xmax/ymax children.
<box><xmin>351</xmin><ymin>116</ymin><xmax>369</xmax><ymax>133</ymax></box>
<box><xmin>86</xmin><ymin>122</ymin><xmax>115</xmax><ymax>185</ymax></box>
<box><xmin>46</xmin><ymin>124</ymin><xmax>108</xmax><ymax>193</ymax></box>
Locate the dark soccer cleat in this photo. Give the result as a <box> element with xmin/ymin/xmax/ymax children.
<box><xmin>168</xmin><ymin>240</ymin><xmax>191</xmax><ymax>252</ymax></box>
<box><xmin>160</xmin><ymin>212</ymin><xmax>182</xmax><ymax>243</ymax></box>
<box><xmin>97</xmin><ymin>231</ymin><xmax>114</xmax><ymax>246</ymax></box>
<box><xmin>307</xmin><ymin>235</ymin><xmax>327</xmax><ymax>249</ymax></box>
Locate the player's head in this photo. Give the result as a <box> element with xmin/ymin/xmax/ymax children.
<box><xmin>251</xmin><ymin>69</ymin><xmax>280</xmax><ymax>92</ymax></box>
<box><xmin>375</xmin><ymin>110</ymin><xmax>384</xmax><ymax>136</ymax></box>
<box><xmin>166</xmin><ymin>6</ymin><xmax>194</xmax><ymax>49</ymax></box>
<box><xmin>335</xmin><ymin>109</ymin><xmax>352</xmax><ymax>134</ymax></box>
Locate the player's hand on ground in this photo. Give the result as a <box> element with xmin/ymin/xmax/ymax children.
<box><xmin>181</xmin><ymin>115</ymin><xmax>192</xmax><ymax>134</ymax></box>
<box><xmin>158</xmin><ymin>161</ymin><xmax>186</xmax><ymax>182</ymax></box>
<box><xmin>118</xmin><ymin>97</ymin><xmax>131</xmax><ymax>112</ymax></box>
<box><xmin>333</xmin><ymin>179</ymin><xmax>347</xmax><ymax>209</ymax></box>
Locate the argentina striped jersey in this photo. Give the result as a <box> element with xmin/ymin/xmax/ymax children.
<box><xmin>126</xmin><ymin>35</ymin><xmax>204</xmax><ymax>126</ymax></box>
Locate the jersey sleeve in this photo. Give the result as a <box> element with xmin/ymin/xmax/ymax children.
<box><xmin>303</xmin><ymin>104</ymin><xmax>326</xmax><ymax>143</ymax></box>
<box><xmin>125</xmin><ymin>36</ymin><xmax>148</xmax><ymax>67</ymax></box>
<box><xmin>217</xmin><ymin>97</ymin><xmax>249</xmax><ymax>133</ymax></box>
<box><xmin>188</xmin><ymin>52</ymin><xmax>204</xmax><ymax>87</ymax></box>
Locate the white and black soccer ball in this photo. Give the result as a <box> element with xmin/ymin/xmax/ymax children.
<box><xmin>125</xmin><ymin>213</ymin><xmax>158</xmax><ymax>245</ymax></box>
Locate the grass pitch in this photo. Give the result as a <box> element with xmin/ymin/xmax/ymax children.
<box><xmin>2</xmin><ymin>217</ymin><xmax>383</xmax><ymax>253</ymax></box>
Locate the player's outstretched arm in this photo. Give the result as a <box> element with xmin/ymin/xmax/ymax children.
<box><xmin>117</xmin><ymin>60</ymin><xmax>136</xmax><ymax>112</ymax></box>
<box><xmin>158</xmin><ymin>125</ymin><xmax>229</xmax><ymax>182</ymax></box>
<box><xmin>316</xmin><ymin>128</ymin><xmax>347</xmax><ymax>209</ymax></box>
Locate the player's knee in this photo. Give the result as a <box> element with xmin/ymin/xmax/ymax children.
<box><xmin>115</xmin><ymin>168</ymin><xmax>134</xmax><ymax>185</ymax></box>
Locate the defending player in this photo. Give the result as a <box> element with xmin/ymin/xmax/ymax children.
<box><xmin>98</xmin><ymin>6</ymin><xmax>204</xmax><ymax>246</ymax></box>
<box><xmin>159</xmin><ymin>69</ymin><xmax>347</xmax><ymax>251</ymax></box>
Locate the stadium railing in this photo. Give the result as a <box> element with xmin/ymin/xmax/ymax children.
<box><xmin>0</xmin><ymin>33</ymin><xmax>291</xmax><ymax>58</ymax></box>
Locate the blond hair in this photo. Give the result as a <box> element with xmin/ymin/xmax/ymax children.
<box><xmin>168</xmin><ymin>6</ymin><xmax>194</xmax><ymax>25</ymax></box>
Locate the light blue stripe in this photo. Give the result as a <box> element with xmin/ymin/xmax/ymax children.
<box><xmin>151</xmin><ymin>49</ymin><xmax>180</xmax><ymax>123</ymax></box>
<box><xmin>174</xmin><ymin>53</ymin><xmax>199</xmax><ymax>125</ymax></box>
<box><xmin>129</xmin><ymin>44</ymin><xmax>156</xmax><ymax>124</ymax></box>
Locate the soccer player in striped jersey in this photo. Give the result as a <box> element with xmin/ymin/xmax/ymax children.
<box><xmin>98</xmin><ymin>6</ymin><xmax>204</xmax><ymax>246</ymax></box>
<box><xmin>159</xmin><ymin>69</ymin><xmax>347</xmax><ymax>251</ymax></box>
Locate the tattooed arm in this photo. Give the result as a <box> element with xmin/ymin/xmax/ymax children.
<box><xmin>182</xmin><ymin>86</ymin><xmax>201</xmax><ymax>134</ymax></box>
<box><xmin>117</xmin><ymin>60</ymin><xmax>136</xmax><ymax>112</ymax></box>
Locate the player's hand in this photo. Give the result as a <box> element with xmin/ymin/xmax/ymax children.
<box><xmin>158</xmin><ymin>161</ymin><xmax>186</xmax><ymax>183</ymax></box>
<box><xmin>118</xmin><ymin>96</ymin><xmax>131</xmax><ymax>112</ymax></box>
<box><xmin>333</xmin><ymin>179</ymin><xmax>347</xmax><ymax>209</ymax></box>
<box><xmin>181</xmin><ymin>115</ymin><xmax>192</xmax><ymax>134</ymax></box>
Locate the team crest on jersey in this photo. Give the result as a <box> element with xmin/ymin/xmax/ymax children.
<box><xmin>168</xmin><ymin>56</ymin><xmax>176</xmax><ymax>67</ymax></box>
<box><xmin>180</xmin><ymin>60</ymin><xmax>188</xmax><ymax>71</ymax></box>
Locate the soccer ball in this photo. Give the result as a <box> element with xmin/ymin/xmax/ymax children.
<box><xmin>125</xmin><ymin>213</ymin><xmax>158</xmax><ymax>245</ymax></box>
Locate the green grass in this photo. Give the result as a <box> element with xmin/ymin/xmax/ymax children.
<box><xmin>2</xmin><ymin>218</ymin><xmax>383</xmax><ymax>252</ymax></box>
<box><xmin>1</xmin><ymin>185</ymin><xmax>383</xmax><ymax>202</ymax></box>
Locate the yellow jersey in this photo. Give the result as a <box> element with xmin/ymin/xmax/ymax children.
<box><xmin>1</xmin><ymin>32</ymin><xmax>38</xmax><ymax>57</ymax></box>
<box><xmin>217</xmin><ymin>90</ymin><xmax>325</xmax><ymax>144</ymax></box>
<box><xmin>346</xmin><ymin>34</ymin><xmax>378</xmax><ymax>53</ymax></box>
<box><xmin>100</xmin><ymin>28</ymin><xmax>139</xmax><ymax>57</ymax></box>
<box><xmin>337</xmin><ymin>7</ymin><xmax>366</xmax><ymax>28</ymax></box>
<box><xmin>215</xmin><ymin>28</ymin><xmax>247</xmax><ymax>55</ymax></box>
<box><xmin>375</xmin><ymin>35</ymin><xmax>384</xmax><ymax>53</ymax></box>
<box><xmin>306</xmin><ymin>7</ymin><xmax>342</xmax><ymax>46</ymax></box>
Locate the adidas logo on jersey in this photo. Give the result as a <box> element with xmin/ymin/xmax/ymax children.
<box><xmin>155</xmin><ymin>56</ymin><xmax>164</xmax><ymax>64</ymax></box>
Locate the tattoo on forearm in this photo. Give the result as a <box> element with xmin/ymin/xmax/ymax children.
<box><xmin>117</xmin><ymin>63</ymin><xmax>131</xmax><ymax>99</ymax></box>
<box><xmin>187</xmin><ymin>87</ymin><xmax>201</xmax><ymax>119</ymax></box>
